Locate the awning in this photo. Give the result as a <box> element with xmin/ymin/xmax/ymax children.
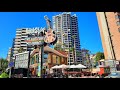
<box><xmin>30</xmin><ymin>46</ymin><xmax>68</xmax><ymax>58</ymax></box>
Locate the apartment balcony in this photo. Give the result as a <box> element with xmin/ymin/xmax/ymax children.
<box><xmin>14</xmin><ymin>45</ymin><xmax>20</xmax><ymax>47</ymax></box>
<box><xmin>21</xmin><ymin>38</ymin><xmax>25</xmax><ymax>41</ymax></box>
<box><xmin>22</xmin><ymin>33</ymin><xmax>27</xmax><ymax>35</ymax></box>
<box><xmin>15</xmin><ymin>39</ymin><xmax>20</xmax><ymax>42</ymax></box>
<box><xmin>16</xmin><ymin>33</ymin><xmax>21</xmax><ymax>36</ymax></box>
<box><xmin>13</xmin><ymin>51</ymin><xmax>18</xmax><ymax>54</ymax></box>
<box><xmin>14</xmin><ymin>48</ymin><xmax>19</xmax><ymax>51</ymax></box>
<box><xmin>16</xmin><ymin>30</ymin><xmax>21</xmax><ymax>33</ymax></box>
<box><xmin>15</xmin><ymin>42</ymin><xmax>20</xmax><ymax>44</ymax></box>
<box><xmin>21</xmin><ymin>35</ymin><xmax>27</xmax><ymax>38</ymax></box>
<box><xmin>21</xmin><ymin>42</ymin><xmax>26</xmax><ymax>44</ymax></box>
<box><xmin>16</xmin><ymin>36</ymin><xmax>21</xmax><ymax>38</ymax></box>
<box><xmin>22</xmin><ymin>30</ymin><xmax>26</xmax><ymax>33</ymax></box>
<box><xmin>21</xmin><ymin>44</ymin><xmax>27</xmax><ymax>46</ymax></box>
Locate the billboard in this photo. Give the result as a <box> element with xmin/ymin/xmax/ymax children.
<box><xmin>25</xmin><ymin>37</ymin><xmax>44</xmax><ymax>46</ymax></box>
<box><xmin>15</xmin><ymin>51</ymin><xmax>29</xmax><ymax>69</ymax></box>
<box><xmin>26</xmin><ymin>27</ymin><xmax>45</xmax><ymax>34</ymax></box>
<box><xmin>105</xmin><ymin>60</ymin><xmax>116</xmax><ymax>67</ymax></box>
<box><xmin>105</xmin><ymin>60</ymin><xmax>117</xmax><ymax>72</ymax></box>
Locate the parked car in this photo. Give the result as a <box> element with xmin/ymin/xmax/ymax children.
<box><xmin>105</xmin><ymin>71</ymin><xmax>120</xmax><ymax>78</ymax></box>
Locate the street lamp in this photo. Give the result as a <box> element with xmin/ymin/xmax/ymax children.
<box><xmin>72</xmin><ymin>35</ymin><xmax>76</xmax><ymax>65</ymax></box>
<box><xmin>68</xmin><ymin>29</ymin><xmax>70</xmax><ymax>66</ymax></box>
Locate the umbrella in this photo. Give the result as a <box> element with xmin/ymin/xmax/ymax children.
<box><xmin>51</xmin><ymin>65</ymin><xmax>59</xmax><ymax>77</ymax></box>
<box><xmin>58</xmin><ymin>64</ymin><xmax>69</xmax><ymax>74</ymax></box>
<box><xmin>76</xmin><ymin>64</ymin><xmax>86</xmax><ymax>69</ymax></box>
<box><xmin>69</xmin><ymin>65</ymin><xmax>77</xmax><ymax>68</ymax></box>
<box><xmin>51</xmin><ymin>65</ymin><xmax>59</xmax><ymax>69</ymax></box>
<box><xmin>69</xmin><ymin>65</ymin><xmax>77</xmax><ymax>73</ymax></box>
<box><xmin>59</xmin><ymin>64</ymin><xmax>69</xmax><ymax>69</ymax></box>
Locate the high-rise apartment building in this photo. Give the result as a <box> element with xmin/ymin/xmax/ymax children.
<box><xmin>12</xmin><ymin>27</ymin><xmax>44</xmax><ymax>58</ymax></box>
<box><xmin>96</xmin><ymin>12</ymin><xmax>120</xmax><ymax>60</ymax></box>
<box><xmin>81</xmin><ymin>49</ymin><xmax>91</xmax><ymax>68</ymax></box>
<box><xmin>13</xmin><ymin>28</ymin><xmax>28</xmax><ymax>57</ymax></box>
<box><xmin>6</xmin><ymin>47</ymin><xmax>12</xmax><ymax>62</ymax></box>
<box><xmin>53</xmin><ymin>12</ymin><xmax>82</xmax><ymax>64</ymax></box>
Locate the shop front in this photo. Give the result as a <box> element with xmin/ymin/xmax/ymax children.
<box><xmin>30</xmin><ymin>46</ymin><xmax>68</xmax><ymax>77</ymax></box>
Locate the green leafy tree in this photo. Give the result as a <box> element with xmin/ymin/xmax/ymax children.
<box><xmin>76</xmin><ymin>51</ymin><xmax>81</xmax><ymax>57</ymax></box>
<box><xmin>54</xmin><ymin>43</ymin><xmax>65</xmax><ymax>51</ymax></box>
<box><xmin>18</xmin><ymin>47</ymin><xmax>25</xmax><ymax>53</ymax></box>
<box><xmin>0</xmin><ymin>72</ymin><xmax>9</xmax><ymax>78</ymax></box>
<box><xmin>0</xmin><ymin>58</ymin><xmax>8</xmax><ymax>71</ymax></box>
<box><xmin>85</xmin><ymin>53</ymin><xmax>92</xmax><ymax>71</ymax></box>
<box><xmin>95</xmin><ymin>52</ymin><xmax>105</xmax><ymax>62</ymax></box>
<box><xmin>69</xmin><ymin>47</ymin><xmax>76</xmax><ymax>64</ymax></box>
<box><xmin>94</xmin><ymin>52</ymin><xmax>105</xmax><ymax>66</ymax></box>
<box><xmin>54</xmin><ymin>43</ymin><xmax>61</xmax><ymax>50</ymax></box>
<box><xmin>71</xmin><ymin>35</ymin><xmax>76</xmax><ymax>40</ymax></box>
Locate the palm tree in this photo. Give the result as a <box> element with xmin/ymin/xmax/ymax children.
<box><xmin>69</xmin><ymin>47</ymin><xmax>76</xmax><ymax>64</ymax></box>
<box><xmin>71</xmin><ymin>35</ymin><xmax>76</xmax><ymax>64</ymax></box>
<box><xmin>76</xmin><ymin>51</ymin><xmax>81</xmax><ymax>57</ymax></box>
<box><xmin>54</xmin><ymin>43</ymin><xmax>61</xmax><ymax>50</ymax></box>
<box><xmin>0</xmin><ymin>58</ymin><xmax>8</xmax><ymax>71</ymax></box>
<box><xmin>86</xmin><ymin>53</ymin><xmax>91</xmax><ymax>72</ymax></box>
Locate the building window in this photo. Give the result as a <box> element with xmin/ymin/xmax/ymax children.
<box><xmin>116</xmin><ymin>21</ymin><xmax>120</xmax><ymax>26</ymax></box>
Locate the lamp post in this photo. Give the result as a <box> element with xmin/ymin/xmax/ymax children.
<box><xmin>72</xmin><ymin>35</ymin><xmax>76</xmax><ymax>65</ymax></box>
<box><xmin>67</xmin><ymin>29</ymin><xmax>70</xmax><ymax>66</ymax></box>
<box><xmin>8</xmin><ymin>57</ymin><xmax>12</xmax><ymax>78</ymax></box>
<box><xmin>41</xmin><ymin>44</ymin><xmax>44</xmax><ymax>78</ymax></box>
<box><xmin>88</xmin><ymin>51</ymin><xmax>92</xmax><ymax>72</ymax></box>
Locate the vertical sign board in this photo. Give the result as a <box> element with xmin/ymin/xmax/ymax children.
<box><xmin>105</xmin><ymin>60</ymin><xmax>116</xmax><ymax>72</ymax></box>
<box><xmin>38</xmin><ymin>47</ymin><xmax>41</xmax><ymax>77</ymax></box>
<box><xmin>15</xmin><ymin>51</ymin><xmax>29</xmax><ymax>69</ymax></box>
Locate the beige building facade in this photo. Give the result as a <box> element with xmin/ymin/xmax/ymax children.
<box><xmin>96</xmin><ymin>12</ymin><xmax>120</xmax><ymax>60</ymax></box>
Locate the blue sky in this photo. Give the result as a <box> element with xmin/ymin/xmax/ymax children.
<box><xmin>0</xmin><ymin>12</ymin><xmax>103</xmax><ymax>58</ymax></box>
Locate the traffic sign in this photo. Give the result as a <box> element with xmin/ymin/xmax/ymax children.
<box><xmin>9</xmin><ymin>62</ymin><xmax>14</xmax><ymax>67</ymax></box>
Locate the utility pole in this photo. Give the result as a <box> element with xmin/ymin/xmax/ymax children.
<box><xmin>41</xmin><ymin>45</ymin><xmax>44</xmax><ymax>78</ymax></box>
